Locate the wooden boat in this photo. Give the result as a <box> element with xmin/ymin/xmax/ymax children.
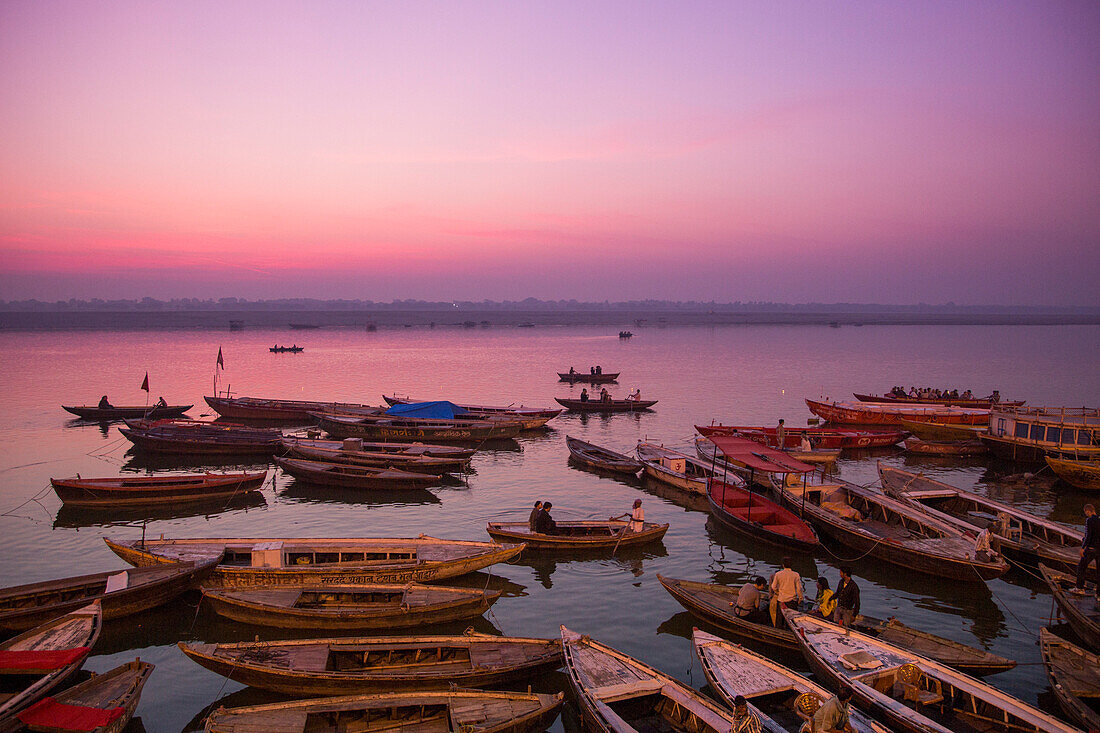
<box><xmin>314</xmin><ymin>413</ymin><xmax>524</xmax><ymax>443</ymax></box>
<box><xmin>903</xmin><ymin>438</ymin><xmax>988</xmax><ymax>456</ymax></box>
<box><xmin>555</xmin><ymin>397</ymin><xmax>656</xmax><ymax>413</ymax></box>
<box><xmin>205</xmin><ymin>395</ymin><xmax>379</xmax><ymax>421</ymax></box>
<box><xmin>49</xmin><ymin>471</ymin><xmax>267</xmax><ymax>507</ymax></box>
<box><xmin>201</xmin><ymin>582</ymin><xmax>501</xmax><ymax>630</ymax></box>
<box><xmin>707</xmin><ymin>479</ymin><xmax>819</xmax><ymax>551</ymax></box>
<box><xmin>280</xmin><ymin>437</ymin><xmax>476</xmax><ymax>460</ymax></box>
<box><xmin>558</xmin><ymin>371</ymin><xmax>619</xmax><ymax>383</ymax></box>
<box><xmin>696</xmin><ymin>423</ymin><xmax>907</xmax><ymax>449</ymax></box>
<box><xmin>561</xmin><ymin>625</ymin><xmax>738</xmax><ymax>733</ymax></box>
<box><xmin>879</xmin><ymin>465</ymin><xmax>1086</xmax><ymax>577</ymax></box>
<box><xmin>178</xmin><ymin>632</ymin><xmax>562</xmax><ymax>696</ymax></box>
<box><xmin>784</xmin><ymin>610</ymin><xmax>1078</xmax><ymax>733</ymax></box>
<box><xmin>565</xmin><ymin>435</ymin><xmax>643</xmax><ymax>474</ymax></box>
<box><xmin>982</xmin><ymin>405</ymin><xmax>1100</xmax><ymax>463</ymax></box>
<box><xmin>104</xmin><ymin>536</ymin><xmax>525</xmax><ymax>588</ymax></box>
<box><xmin>1047</xmin><ymin>456</ymin><xmax>1100</xmax><ymax>491</ymax></box>
<box><xmin>0</xmin><ymin>558</ymin><xmax>219</xmax><ymax>632</ymax></box>
<box><xmin>0</xmin><ymin>602</ymin><xmax>102</xmax><ymax>726</ymax></box>
<box><xmin>281</xmin><ymin>443</ymin><xmax>470</xmax><ymax>473</ymax></box>
<box><xmin>770</xmin><ymin>473</ymin><xmax>1008</xmax><ymax>581</ymax></box>
<box><xmin>898</xmin><ymin>418</ymin><xmax>986</xmax><ymax>441</ymax></box>
<box><xmin>383</xmin><ymin>395</ymin><xmax>563</xmax><ymax>420</ymax></box>
<box><xmin>118</xmin><ymin>420</ymin><xmax>283</xmax><ymax>455</ymax></box>
<box><xmin>805</xmin><ymin>398</ymin><xmax>990</xmax><ymax>426</ymax></box>
<box><xmin>1039</xmin><ymin>628</ymin><xmax>1100</xmax><ymax>731</ymax></box>
<box><xmin>485</xmin><ymin>520</ymin><xmax>668</xmax><ymax>550</ymax></box>
<box><xmin>269</xmin><ymin>345</ymin><xmax>304</xmax><ymax>352</ymax></box>
<box><xmin>62</xmin><ymin>404</ymin><xmax>192</xmax><ymax>420</ymax></box>
<box><xmin>274</xmin><ymin>457</ymin><xmax>441</xmax><ymax>490</ymax></box>
<box><xmin>636</xmin><ymin>442</ymin><xmax>711</xmax><ymax>493</ymax></box>
<box><xmin>202</xmin><ymin>688</ymin><xmax>564</xmax><ymax>733</ymax></box>
<box><xmin>16</xmin><ymin>658</ymin><xmax>153</xmax><ymax>733</ymax></box>
<box><xmin>1040</xmin><ymin>564</ymin><xmax>1100</xmax><ymax>651</ymax></box>
<box><xmin>855</xmin><ymin>392</ymin><xmax>1024</xmax><ymax>409</ymax></box>
<box><xmin>692</xmin><ymin>629</ymin><xmax>890</xmax><ymax>733</ymax></box>
<box><xmin>657</xmin><ymin>576</ymin><xmax>1016</xmax><ymax>674</ymax></box>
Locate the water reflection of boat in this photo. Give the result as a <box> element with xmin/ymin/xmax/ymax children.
<box><xmin>121</xmin><ymin>451</ymin><xmax>270</xmax><ymax>473</ymax></box>
<box><xmin>513</xmin><ymin>544</ymin><xmax>667</xmax><ymax>590</ymax></box>
<box><xmin>53</xmin><ymin>491</ymin><xmax>267</xmax><ymax>529</ymax></box>
<box><xmin>278</xmin><ymin>478</ymin><xmax>441</xmax><ymax>507</ymax></box>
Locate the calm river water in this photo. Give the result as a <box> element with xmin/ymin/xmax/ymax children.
<box><xmin>1</xmin><ymin>324</ymin><xmax>1098</xmax><ymax>731</ymax></box>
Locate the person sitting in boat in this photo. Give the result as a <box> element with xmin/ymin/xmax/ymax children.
<box><xmin>579</xmin><ymin>388</ymin><xmax>589</xmax><ymax>402</ymax></box>
<box><xmin>973</xmin><ymin>528</ymin><xmax>997</xmax><ymax>563</ymax></box>
<box><xmin>813</xmin><ymin>688</ymin><xmax>856</xmax><ymax>733</ymax></box>
<box><xmin>595</xmin><ymin>365</ymin><xmax>602</xmax><ymax>375</ymax></box>
<box><xmin>528</xmin><ymin>501</ymin><xmax>543</xmax><ymax>531</ymax></box>
<box><xmin>800</xmin><ymin>433</ymin><xmax>812</xmax><ymax>452</ymax></box>
<box><xmin>626</xmin><ymin>388</ymin><xmax>641</xmax><ymax>402</ymax></box>
<box><xmin>813</xmin><ymin>576</ymin><xmax>836</xmax><ymax>621</ymax></box>
<box><xmin>987</xmin><ymin>389</ymin><xmax>1000</xmax><ymax>403</ymax></box>
<box><xmin>908</xmin><ymin>386</ymin><xmax>917</xmax><ymax>396</ymax></box>
<box><xmin>732</xmin><ymin>576</ymin><xmax>767</xmax><ymax>624</ymax></box>
<box><xmin>97</xmin><ymin>395</ymin><xmax>112</xmax><ymax>409</ymax></box>
<box><xmin>730</xmin><ymin>695</ymin><xmax>763</xmax><ymax>733</ymax></box>
<box><xmin>599</xmin><ymin>388</ymin><xmax>610</xmax><ymax>402</ymax></box>
<box><xmin>155</xmin><ymin>396</ymin><xmax>168</xmax><ymax>408</ymax></box>
<box><xmin>534</xmin><ymin>502</ymin><xmax>557</xmax><ymax>535</ymax></box>
<box><xmin>962</xmin><ymin>389</ymin><xmax>973</xmax><ymax>399</ymax></box>
<box><xmin>590</xmin><ymin>366</ymin><xmax>596</xmax><ymax>375</ymax></box>
<box><xmin>568</xmin><ymin>366</ymin><xmax>575</xmax><ymax>375</ymax></box>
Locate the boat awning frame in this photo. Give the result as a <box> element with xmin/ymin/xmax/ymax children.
<box><xmin>705</xmin><ymin>435</ymin><xmax>814</xmax><ymax>474</ymax></box>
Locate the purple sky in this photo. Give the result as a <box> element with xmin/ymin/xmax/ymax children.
<box><xmin>1</xmin><ymin>2</ymin><xmax>1098</xmax><ymax>304</ymax></box>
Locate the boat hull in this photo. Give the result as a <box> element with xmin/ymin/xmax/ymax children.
<box><xmin>49</xmin><ymin>472</ymin><xmax>267</xmax><ymax>507</ymax></box>
<box><xmin>707</xmin><ymin>480</ymin><xmax>819</xmax><ymax>551</ymax></box>
<box><xmin>806</xmin><ymin>398</ymin><xmax>989</xmax><ymax>426</ymax></box>
<box><xmin>1046</xmin><ymin>456</ymin><xmax>1100</xmax><ymax>490</ymax></box>
<box><xmin>485</xmin><ymin>521</ymin><xmax>667</xmax><ymax>550</ymax></box>
<box><xmin>903</xmin><ymin>438</ymin><xmax>988</xmax><ymax>456</ymax></box>
<box><xmin>315</xmin><ymin>413</ymin><xmax>522</xmax><ymax>442</ymax></box>
<box><xmin>554</xmin><ymin>398</ymin><xmax>656</xmax><ymax>412</ymax></box>
<box><xmin>63</xmin><ymin>404</ymin><xmax>192</xmax><ymax>420</ymax></box>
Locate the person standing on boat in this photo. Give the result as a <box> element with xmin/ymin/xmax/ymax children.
<box><xmin>528</xmin><ymin>501</ymin><xmax>543</xmax><ymax>531</ymax></box>
<box><xmin>813</xmin><ymin>688</ymin><xmax>856</xmax><ymax>733</ymax></box>
<box><xmin>569</xmin><ymin>366</ymin><xmax>575</xmax><ymax>375</ymax></box>
<box><xmin>611</xmin><ymin>499</ymin><xmax>645</xmax><ymax>532</ymax></box>
<box><xmin>769</xmin><ymin>557</ymin><xmax>803</xmax><ymax>626</ymax></box>
<box><xmin>835</xmin><ymin>566</ymin><xmax>860</xmax><ymax>631</ymax></box>
<box><xmin>730</xmin><ymin>695</ymin><xmax>763</xmax><ymax>733</ymax></box>
<box><xmin>1073</xmin><ymin>504</ymin><xmax>1100</xmax><ymax>597</ymax></box>
<box><xmin>775</xmin><ymin>419</ymin><xmax>786</xmax><ymax>449</ymax></box>
<box><xmin>733</xmin><ymin>576</ymin><xmax>767</xmax><ymax>624</ymax></box>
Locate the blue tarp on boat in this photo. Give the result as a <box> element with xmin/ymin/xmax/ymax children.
<box><xmin>383</xmin><ymin>401</ymin><xmax>471</xmax><ymax>419</ymax></box>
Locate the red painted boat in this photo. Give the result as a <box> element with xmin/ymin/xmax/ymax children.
<box><xmin>855</xmin><ymin>392</ymin><xmax>1024</xmax><ymax>409</ymax></box>
<box><xmin>805</xmin><ymin>399</ymin><xmax>989</xmax><ymax>426</ymax></box>
<box><xmin>707</xmin><ymin>478</ymin><xmax>819</xmax><ymax>550</ymax></box>
<box><xmin>695</xmin><ymin>424</ymin><xmax>906</xmax><ymax>449</ymax></box>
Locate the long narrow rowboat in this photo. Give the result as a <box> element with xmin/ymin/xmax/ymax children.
<box><xmin>383</xmin><ymin>395</ymin><xmax>563</xmax><ymax>419</ymax></box>
<box><xmin>0</xmin><ymin>602</ymin><xmax>102</xmax><ymax>727</ymax></box>
<box><xmin>898</xmin><ymin>418</ymin><xmax>986</xmax><ymax>441</ymax></box>
<box><xmin>204</xmin><ymin>395</ymin><xmax>379</xmax><ymax>421</ymax></box>
<box><xmin>636</xmin><ymin>442</ymin><xmax>711</xmax><ymax>493</ymax></box>
<box><xmin>903</xmin><ymin>438</ymin><xmax>988</xmax><ymax>456</ymax></box>
<box><xmin>561</xmin><ymin>625</ymin><xmax>737</xmax><ymax>733</ymax></box>
<box><xmin>879</xmin><ymin>465</ymin><xmax>1086</xmax><ymax>577</ymax></box>
<box><xmin>558</xmin><ymin>371</ymin><xmax>619</xmax><ymax>383</ymax></box>
<box><xmin>313</xmin><ymin>413</ymin><xmax>524</xmax><ymax>443</ymax></box>
<box><xmin>17</xmin><ymin>658</ymin><xmax>153</xmax><ymax>733</ymax></box>
<box><xmin>485</xmin><ymin>520</ymin><xmax>668</xmax><ymax>550</ymax></box>
<box><xmin>565</xmin><ymin>436</ymin><xmax>643</xmax><ymax>474</ymax></box>
<box><xmin>179</xmin><ymin>633</ymin><xmax>562</xmax><ymax>696</ymax></box>
<box><xmin>49</xmin><ymin>471</ymin><xmax>267</xmax><ymax>507</ymax></box>
<box><xmin>202</xmin><ymin>689</ymin><xmax>564</xmax><ymax>733</ymax></box>
<box><xmin>118</xmin><ymin>420</ymin><xmax>283</xmax><ymax>455</ymax></box>
<box><xmin>280</xmin><ymin>437</ymin><xmax>476</xmax><ymax>460</ymax></box>
<box><xmin>281</xmin><ymin>443</ymin><xmax>468</xmax><ymax>472</ymax></box>
<box><xmin>805</xmin><ymin>399</ymin><xmax>989</xmax><ymax>426</ymax></box>
<box><xmin>104</xmin><ymin>536</ymin><xmax>525</xmax><ymax>588</ymax></box>
<box><xmin>1046</xmin><ymin>456</ymin><xmax>1100</xmax><ymax>490</ymax></box>
<box><xmin>695</xmin><ymin>424</ymin><xmax>907</xmax><ymax>449</ymax></box>
<box><xmin>201</xmin><ymin>583</ymin><xmax>501</xmax><ymax>630</ymax></box>
<box><xmin>693</xmin><ymin>629</ymin><xmax>890</xmax><ymax>733</ymax></box>
<box><xmin>555</xmin><ymin>397</ymin><xmax>656</xmax><ymax>413</ymax></box>
<box><xmin>0</xmin><ymin>558</ymin><xmax>219</xmax><ymax>632</ymax></box>
<box><xmin>657</xmin><ymin>576</ymin><xmax>1015</xmax><ymax>674</ymax></box>
<box><xmin>707</xmin><ymin>479</ymin><xmax>819</xmax><ymax>551</ymax></box>
<box><xmin>1040</xmin><ymin>564</ymin><xmax>1100</xmax><ymax>651</ymax></box>
<box><xmin>63</xmin><ymin>404</ymin><xmax>192</xmax><ymax>420</ymax></box>
<box><xmin>854</xmin><ymin>393</ymin><xmax>1024</xmax><ymax>409</ymax></box>
<box><xmin>784</xmin><ymin>610</ymin><xmax>1078</xmax><ymax>733</ymax></box>
<box><xmin>1039</xmin><ymin>628</ymin><xmax>1100</xmax><ymax>731</ymax></box>
<box><xmin>274</xmin><ymin>457</ymin><xmax>441</xmax><ymax>490</ymax></box>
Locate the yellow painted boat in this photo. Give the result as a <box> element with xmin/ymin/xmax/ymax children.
<box><xmin>1046</xmin><ymin>456</ymin><xmax>1100</xmax><ymax>491</ymax></box>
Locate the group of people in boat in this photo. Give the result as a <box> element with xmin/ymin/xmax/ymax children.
<box><xmin>887</xmin><ymin>385</ymin><xmax>1000</xmax><ymax>401</ymax></box>
<box><xmin>566</xmin><ymin>365</ymin><xmax>605</xmax><ymax>376</ymax></box>
<box><xmin>733</xmin><ymin>558</ymin><xmax>861</xmax><ymax>631</ymax></box>
<box><xmin>527</xmin><ymin>499</ymin><xmax>645</xmax><ymax>534</ymax></box>
<box><xmin>97</xmin><ymin>395</ymin><xmax>168</xmax><ymax>409</ymax></box>
<box><xmin>771</xmin><ymin>418</ymin><xmax>814</xmax><ymax>451</ymax></box>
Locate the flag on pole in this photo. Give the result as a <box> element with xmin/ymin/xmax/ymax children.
<box><xmin>140</xmin><ymin>372</ymin><xmax>149</xmax><ymax>392</ymax></box>
<box><xmin>217</xmin><ymin>347</ymin><xmax>224</xmax><ymax>369</ymax></box>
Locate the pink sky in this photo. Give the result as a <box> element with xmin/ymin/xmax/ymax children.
<box><xmin>1</xmin><ymin>2</ymin><xmax>1098</xmax><ymax>304</ymax></box>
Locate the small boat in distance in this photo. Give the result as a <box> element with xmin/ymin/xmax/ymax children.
<box><xmin>618</xmin><ymin>331</ymin><xmax>633</xmax><ymax>338</ymax></box>
<box><xmin>269</xmin><ymin>344</ymin><xmax>304</xmax><ymax>352</ymax></box>
<box><xmin>49</xmin><ymin>471</ymin><xmax>267</xmax><ymax>506</ymax></box>
<box><xmin>854</xmin><ymin>392</ymin><xmax>1024</xmax><ymax>408</ymax></box>
<box><xmin>565</xmin><ymin>435</ymin><xmax>643</xmax><ymax>474</ymax></box>
<box><xmin>556</xmin><ymin>397</ymin><xmax>656</xmax><ymax>413</ymax></box>
<box><xmin>63</xmin><ymin>403</ymin><xmax>192</xmax><ymax>420</ymax></box>
<box><xmin>557</xmin><ymin>370</ymin><xmax>620</xmax><ymax>383</ymax></box>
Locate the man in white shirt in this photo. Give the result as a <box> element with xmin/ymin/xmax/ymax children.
<box><xmin>769</xmin><ymin>557</ymin><xmax>804</xmax><ymax>627</ymax></box>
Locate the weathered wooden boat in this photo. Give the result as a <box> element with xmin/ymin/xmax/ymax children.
<box><xmin>314</xmin><ymin>413</ymin><xmax>524</xmax><ymax>443</ymax></box>
<box><xmin>854</xmin><ymin>392</ymin><xmax>1024</xmax><ymax>409</ymax></box>
<box><xmin>693</xmin><ymin>629</ymin><xmax>890</xmax><ymax>733</ymax></box>
<box><xmin>1040</xmin><ymin>564</ymin><xmax>1100</xmax><ymax>650</ymax></box>
<box><xmin>657</xmin><ymin>576</ymin><xmax>1015</xmax><ymax>674</ymax></box>
<box><xmin>1046</xmin><ymin>456</ymin><xmax>1100</xmax><ymax>491</ymax></box>
<box><xmin>805</xmin><ymin>399</ymin><xmax>990</xmax><ymax>426</ymax></box>
<box><xmin>1040</xmin><ymin>628</ymin><xmax>1100</xmax><ymax>732</ymax></box>
<box><xmin>903</xmin><ymin>438</ymin><xmax>988</xmax><ymax>456</ymax></box>
<box><xmin>205</xmin><ymin>395</ymin><xmax>379</xmax><ymax>421</ymax></box>
<box><xmin>696</xmin><ymin>423</ymin><xmax>907</xmax><ymax>449</ymax></box>
<box><xmin>770</xmin><ymin>473</ymin><xmax>1008</xmax><ymax>581</ymax></box>
<box><xmin>383</xmin><ymin>395</ymin><xmax>563</xmax><ymax>420</ymax></box>
<box><xmin>982</xmin><ymin>405</ymin><xmax>1100</xmax><ymax>463</ymax></box>
<box><xmin>485</xmin><ymin>520</ymin><xmax>668</xmax><ymax>550</ymax></box>
<box><xmin>178</xmin><ymin>633</ymin><xmax>562</xmax><ymax>696</ymax></box>
<box><xmin>63</xmin><ymin>403</ymin><xmax>193</xmax><ymax>420</ymax></box>
<box><xmin>636</xmin><ymin>442</ymin><xmax>711</xmax><ymax>493</ymax></box>
<box><xmin>280</xmin><ymin>437</ymin><xmax>476</xmax><ymax>460</ymax></box>
<box><xmin>16</xmin><ymin>658</ymin><xmax>153</xmax><ymax>733</ymax></box>
<box><xmin>561</xmin><ymin>625</ymin><xmax>737</xmax><ymax>733</ymax></box>
<box><xmin>898</xmin><ymin>419</ymin><xmax>986</xmax><ymax>441</ymax></box>
<box><xmin>708</xmin><ymin>478</ymin><xmax>819</xmax><ymax>551</ymax></box>
<box><xmin>565</xmin><ymin>435</ymin><xmax>643</xmax><ymax>474</ymax></box>
<box><xmin>202</xmin><ymin>582</ymin><xmax>501</xmax><ymax>630</ymax></box>
<box><xmin>118</xmin><ymin>420</ymin><xmax>283</xmax><ymax>455</ymax></box>
<box><xmin>49</xmin><ymin>471</ymin><xmax>267</xmax><ymax>507</ymax></box>
<box><xmin>281</xmin><ymin>443</ymin><xmax>470</xmax><ymax>473</ymax></box>
<box><xmin>0</xmin><ymin>602</ymin><xmax>102</xmax><ymax>727</ymax></box>
<box><xmin>555</xmin><ymin>397</ymin><xmax>656</xmax><ymax>413</ymax></box>
<box><xmin>104</xmin><ymin>536</ymin><xmax>525</xmax><ymax>588</ymax></box>
<box><xmin>202</xmin><ymin>688</ymin><xmax>564</xmax><ymax>733</ymax></box>
<box><xmin>784</xmin><ymin>610</ymin><xmax>1078</xmax><ymax>733</ymax></box>
<box><xmin>558</xmin><ymin>371</ymin><xmax>620</xmax><ymax>383</ymax></box>
<box><xmin>879</xmin><ymin>465</ymin><xmax>1086</xmax><ymax>577</ymax></box>
<box><xmin>274</xmin><ymin>457</ymin><xmax>441</xmax><ymax>490</ymax></box>
<box><xmin>0</xmin><ymin>558</ymin><xmax>219</xmax><ymax>632</ymax></box>
<box><xmin>269</xmin><ymin>345</ymin><xmax>305</xmax><ymax>352</ymax></box>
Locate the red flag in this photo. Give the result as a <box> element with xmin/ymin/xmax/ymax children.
<box><xmin>216</xmin><ymin>347</ymin><xmax>224</xmax><ymax>369</ymax></box>
<box><xmin>140</xmin><ymin>372</ymin><xmax>149</xmax><ymax>392</ymax></box>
